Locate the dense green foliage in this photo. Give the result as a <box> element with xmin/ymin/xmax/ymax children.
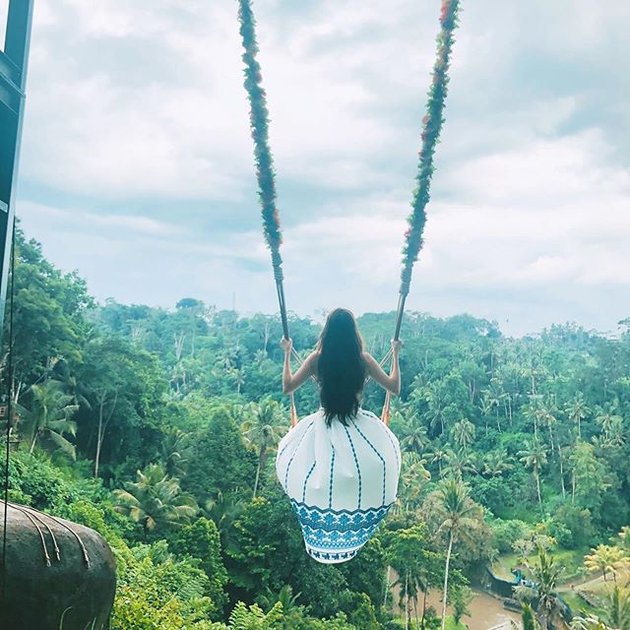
<box><xmin>1</xmin><ymin>228</ymin><xmax>629</xmax><ymax>628</ymax></box>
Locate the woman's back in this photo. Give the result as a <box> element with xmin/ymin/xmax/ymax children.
<box><xmin>277</xmin><ymin>308</ymin><xmax>402</xmax><ymax>563</ymax></box>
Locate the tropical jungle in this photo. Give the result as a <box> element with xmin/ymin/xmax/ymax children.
<box><xmin>1</xmin><ymin>227</ymin><xmax>629</xmax><ymax>630</ymax></box>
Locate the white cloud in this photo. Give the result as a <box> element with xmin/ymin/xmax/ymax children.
<box><xmin>20</xmin><ymin>0</ymin><xmax>443</xmax><ymax>197</ymax></box>
<box><xmin>13</xmin><ymin>0</ymin><xmax>630</xmax><ymax>336</ymax></box>
<box><xmin>20</xmin><ymin>202</ymin><xmax>185</xmax><ymax>238</ymax></box>
<box><xmin>22</xmin><ymin>1</ymin><xmax>253</xmax><ymax>199</ymax></box>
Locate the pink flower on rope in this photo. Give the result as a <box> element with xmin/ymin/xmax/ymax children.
<box><xmin>440</xmin><ymin>1</ymin><xmax>451</xmax><ymax>24</ymax></box>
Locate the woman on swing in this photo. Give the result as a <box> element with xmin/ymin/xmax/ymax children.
<box><xmin>276</xmin><ymin>307</ymin><xmax>402</xmax><ymax>564</ymax></box>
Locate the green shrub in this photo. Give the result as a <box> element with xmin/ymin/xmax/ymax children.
<box><xmin>490</xmin><ymin>519</ymin><xmax>531</xmax><ymax>554</ymax></box>
<box><xmin>110</xmin><ymin>538</ymin><xmax>225</xmax><ymax>629</ymax></box>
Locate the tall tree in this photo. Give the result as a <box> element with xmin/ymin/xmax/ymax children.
<box><xmin>568</xmin><ymin>440</ymin><xmax>610</xmax><ymax>510</ymax></box>
<box><xmin>7</xmin><ymin>228</ymin><xmax>92</xmax><ymax>395</ymax></box>
<box><xmin>77</xmin><ymin>335</ymin><xmax>168</xmax><ymax>478</ymax></box>
<box><xmin>423</xmin><ymin>380</ymin><xmax>450</xmax><ymax>437</ymax></box>
<box><xmin>526</xmin><ymin>546</ymin><xmax>564</xmax><ymax>630</ymax></box>
<box><xmin>451</xmin><ymin>419</ymin><xmax>475</xmax><ymax>451</ymax></box>
<box><xmin>434</xmin><ymin>478</ymin><xmax>480</xmax><ymax>630</ymax></box>
<box><xmin>399</xmin><ymin>452</ymin><xmax>431</xmax><ymax>513</ymax></box>
<box><xmin>566</xmin><ymin>394</ymin><xmax>590</xmax><ymax>440</ymax></box>
<box><xmin>183</xmin><ymin>403</ymin><xmax>258</xmax><ymax>503</ymax></box>
<box><xmin>427</xmin><ymin>443</ymin><xmax>449</xmax><ymax>478</ymax></box>
<box><xmin>443</xmin><ymin>447</ymin><xmax>477</xmax><ymax>481</ymax></box>
<box><xmin>241</xmin><ymin>398</ymin><xmax>285</xmax><ymax>498</ymax></box>
<box><xmin>485</xmin><ymin>378</ymin><xmax>505</xmax><ymax>432</ymax></box>
<box><xmin>387</xmin><ymin>525</ymin><xmax>443</xmax><ymax>630</ymax></box>
<box><xmin>518</xmin><ymin>439</ymin><xmax>548</xmax><ymax>511</ymax></box>
<box><xmin>595</xmin><ymin>404</ymin><xmax>623</xmax><ymax>439</ymax></box>
<box><xmin>522</xmin><ymin>396</ymin><xmax>545</xmax><ymax>441</ymax></box>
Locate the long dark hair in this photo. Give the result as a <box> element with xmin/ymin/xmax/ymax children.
<box><xmin>317</xmin><ymin>308</ymin><xmax>366</xmax><ymax>425</ymax></box>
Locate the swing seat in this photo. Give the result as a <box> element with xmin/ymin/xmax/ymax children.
<box><xmin>276</xmin><ymin>408</ymin><xmax>401</xmax><ymax>563</ymax></box>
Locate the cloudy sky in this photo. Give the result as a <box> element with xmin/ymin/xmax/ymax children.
<box><xmin>6</xmin><ymin>0</ymin><xmax>630</xmax><ymax>336</ymax></box>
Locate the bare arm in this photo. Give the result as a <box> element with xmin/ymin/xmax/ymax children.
<box><xmin>281</xmin><ymin>339</ymin><xmax>318</xmax><ymax>394</ymax></box>
<box><xmin>363</xmin><ymin>342</ymin><xmax>401</xmax><ymax>395</ymax></box>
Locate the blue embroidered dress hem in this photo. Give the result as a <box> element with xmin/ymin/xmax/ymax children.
<box><xmin>276</xmin><ymin>408</ymin><xmax>401</xmax><ymax>564</ymax></box>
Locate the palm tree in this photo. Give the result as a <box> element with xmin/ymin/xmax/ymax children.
<box><xmin>482</xmin><ymin>449</ymin><xmax>513</xmax><ymax>478</ymax></box>
<box><xmin>535</xmin><ymin>396</ymin><xmax>562</xmax><ymax>495</ymax></box>
<box><xmin>598</xmin><ymin>585</ymin><xmax>630</xmax><ymax>630</ymax></box>
<box><xmin>388</xmin><ymin>525</ymin><xmax>442</xmax><ymax>630</ymax></box>
<box><xmin>423</xmin><ymin>381</ymin><xmax>450</xmax><ymax>437</ymax></box>
<box><xmin>566</xmin><ymin>395</ymin><xmax>590</xmax><ymax>440</ymax></box>
<box><xmin>20</xmin><ymin>380</ymin><xmax>79</xmax><ymax>459</ymax></box>
<box><xmin>570</xmin><ymin>614</ymin><xmax>609</xmax><ymax>630</ymax></box>
<box><xmin>522</xmin><ymin>395</ymin><xmax>545</xmax><ymax>441</ymax></box>
<box><xmin>595</xmin><ymin>405</ymin><xmax>624</xmax><ymax>443</ymax></box>
<box><xmin>479</xmin><ymin>393</ymin><xmax>494</xmax><ymax>435</ymax></box>
<box><xmin>443</xmin><ymin>447</ymin><xmax>477</xmax><ymax>481</ymax></box>
<box><xmin>203</xmin><ymin>490</ymin><xmax>246</xmax><ymax>551</ymax></box>
<box><xmin>526</xmin><ymin>545</ymin><xmax>564</xmax><ymax>630</ymax></box>
<box><xmin>599</xmin><ymin>416</ymin><xmax>625</xmax><ymax>448</ymax></box>
<box><xmin>394</xmin><ymin>561</ymin><xmax>422</xmax><ymax>630</ymax></box>
<box><xmin>427</xmin><ymin>443</ymin><xmax>449</xmax><ymax>478</ymax></box>
<box><xmin>55</xmin><ymin>361</ymin><xmax>92</xmax><ymax>409</ymax></box>
<box><xmin>571</xmin><ymin>586</ymin><xmax>630</xmax><ymax>630</ymax></box>
<box><xmin>494</xmin><ymin>366</ymin><xmax>517</xmax><ymax>426</ymax></box>
<box><xmin>450</xmin><ymin>419</ymin><xmax>475</xmax><ymax>451</ymax></box>
<box><xmin>486</xmin><ymin>378</ymin><xmax>505</xmax><ymax>432</ymax></box>
<box><xmin>584</xmin><ymin>545</ymin><xmax>625</xmax><ymax>583</ymax></box>
<box><xmin>399</xmin><ymin>452</ymin><xmax>431</xmax><ymax>513</ymax></box>
<box><xmin>114</xmin><ymin>463</ymin><xmax>198</xmax><ymax>535</ymax></box>
<box><xmin>159</xmin><ymin>428</ymin><xmax>193</xmax><ymax>478</ymax></box>
<box><xmin>435</xmin><ymin>478</ymin><xmax>480</xmax><ymax>630</ymax></box>
<box><xmin>241</xmin><ymin>398</ymin><xmax>285</xmax><ymax>498</ymax></box>
<box><xmin>229</xmin><ymin>367</ymin><xmax>246</xmax><ymax>395</ymax></box>
<box><xmin>254</xmin><ymin>348</ymin><xmax>267</xmax><ymax>365</ymax></box>
<box><xmin>259</xmin><ymin>584</ymin><xmax>304</xmax><ymax>623</ymax></box>
<box><xmin>518</xmin><ymin>439</ymin><xmax>548</xmax><ymax>511</ymax></box>
<box><xmin>400</xmin><ymin>420</ymin><xmax>430</xmax><ymax>455</ymax></box>
<box><xmin>539</xmin><ymin>400</ymin><xmax>558</xmax><ymax>455</ymax></box>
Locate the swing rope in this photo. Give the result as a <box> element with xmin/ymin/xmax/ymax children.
<box><xmin>381</xmin><ymin>0</ymin><xmax>461</xmax><ymax>424</ymax></box>
<box><xmin>237</xmin><ymin>0</ymin><xmax>287</xmax><ymax>337</ymax></box>
<box><xmin>237</xmin><ymin>0</ymin><xmax>297</xmax><ymax>425</ymax></box>
<box><xmin>237</xmin><ymin>0</ymin><xmax>461</xmax><ymax>426</ymax></box>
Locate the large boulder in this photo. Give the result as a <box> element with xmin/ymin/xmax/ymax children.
<box><xmin>0</xmin><ymin>502</ymin><xmax>116</xmax><ymax>630</ymax></box>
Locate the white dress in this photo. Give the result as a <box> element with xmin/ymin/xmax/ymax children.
<box><xmin>276</xmin><ymin>407</ymin><xmax>401</xmax><ymax>564</ymax></box>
